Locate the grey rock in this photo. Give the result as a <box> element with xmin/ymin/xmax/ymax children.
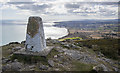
<box><xmin>13</xmin><ymin>46</ymin><xmax>22</xmax><ymax>50</ymax></box>
<box><xmin>48</xmin><ymin>60</ymin><xmax>54</xmax><ymax>67</ymax></box>
<box><xmin>64</xmin><ymin>49</ymin><xmax>98</xmax><ymax>64</ymax></box>
<box><xmin>2</xmin><ymin>64</ymin><xmax>11</xmax><ymax>71</ymax></box>
<box><xmin>11</xmin><ymin>62</ymin><xmax>23</xmax><ymax>71</ymax></box>
<box><xmin>29</xmin><ymin>65</ymin><xmax>35</xmax><ymax>69</ymax></box>
<box><xmin>118</xmin><ymin>69</ymin><xmax>120</xmax><ymax>73</ymax></box>
<box><xmin>2</xmin><ymin>59</ymin><xmax>8</xmax><ymax>64</ymax></box>
<box><xmin>118</xmin><ymin>62</ymin><xmax>120</xmax><ymax>65</ymax></box>
<box><xmin>63</xmin><ymin>62</ymin><xmax>69</xmax><ymax>65</ymax></box>
<box><xmin>55</xmin><ymin>47</ymin><xmax>64</xmax><ymax>53</ymax></box>
<box><xmin>98</xmin><ymin>52</ymin><xmax>104</xmax><ymax>57</ymax></box>
<box><xmin>52</xmin><ymin>40</ymin><xmax>60</xmax><ymax>44</ymax></box>
<box><xmin>54</xmin><ymin>55</ymin><xmax>58</xmax><ymax>58</ymax></box>
<box><xmin>57</xmin><ymin>50</ymin><xmax>64</xmax><ymax>53</ymax></box>
<box><xmin>112</xmin><ymin>66</ymin><xmax>118</xmax><ymax>71</ymax></box>
<box><xmin>30</xmin><ymin>68</ymin><xmax>35</xmax><ymax>71</ymax></box>
<box><xmin>12</xmin><ymin>46</ymin><xmax>22</xmax><ymax>52</ymax></box>
<box><xmin>93</xmin><ymin>64</ymin><xmax>110</xmax><ymax>71</ymax></box>
<box><xmin>57</xmin><ymin>53</ymin><xmax>63</xmax><ymax>57</ymax></box>
<box><xmin>64</xmin><ymin>44</ymin><xmax>70</xmax><ymax>48</ymax></box>
<box><xmin>8</xmin><ymin>55</ymin><xmax>12</xmax><ymax>59</ymax></box>
<box><xmin>71</xmin><ymin>44</ymin><xmax>80</xmax><ymax>49</ymax></box>
<box><xmin>60</xmin><ymin>42</ymin><xmax>65</xmax><ymax>45</ymax></box>
<box><xmin>39</xmin><ymin>65</ymin><xmax>48</xmax><ymax>70</ymax></box>
<box><xmin>92</xmin><ymin>45</ymin><xmax>98</xmax><ymax>48</ymax></box>
<box><xmin>26</xmin><ymin>65</ymin><xmax>35</xmax><ymax>71</ymax></box>
<box><xmin>14</xmin><ymin>59</ymin><xmax>18</xmax><ymax>62</ymax></box>
<box><xmin>102</xmin><ymin>58</ymin><xmax>114</xmax><ymax>65</ymax></box>
<box><xmin>54</xmin><ymin>68</ymin><xmax>60</xmax><ymax>71</ymax></box>
<box><xmin>7</xmin><ymin>61</ymin><xmax>12</xmax><ymax>64</ymax></box>
<box><xmin>2</xmin><ymin>58</ymin><xmax>10</xmax><ymax>64</ymax></box>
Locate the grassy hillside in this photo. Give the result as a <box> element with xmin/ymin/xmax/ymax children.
<box><xmin>75</xmin><ymin>39</ymin><xmax>119</xmax><ymax>60</ymax></box>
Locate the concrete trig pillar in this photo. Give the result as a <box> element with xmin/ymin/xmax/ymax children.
<box><xmin>25</xmin><ymin>16</ymin><xmax>46</xmax><ymax>52</ymax></box>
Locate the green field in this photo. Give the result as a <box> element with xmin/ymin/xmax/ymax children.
<box><xmin>59</xmin><ymin>37</ymin><xmax>82</xmax><ymax>41</ymax></box>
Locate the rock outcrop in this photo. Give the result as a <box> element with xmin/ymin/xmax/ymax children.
<box><xmin>2</xmin><ymin>39</ymin><xmax>119</xmax><ymax>71</ymax></box>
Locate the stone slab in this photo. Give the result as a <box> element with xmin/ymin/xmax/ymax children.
<box><xmin>13</xmin><ymin>46</ymin><xmax>53</xmax><ymax>56</ymax></box>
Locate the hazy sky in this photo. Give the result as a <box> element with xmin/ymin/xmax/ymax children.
<box><xmin>0</xmin><ymin>0</ymin><xmax>119</xmax><ymax>21</ymax></box>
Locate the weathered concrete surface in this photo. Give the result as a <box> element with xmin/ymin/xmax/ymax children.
<box><xmin>25</xmin><ymin>16</ymin><xmax>46</xmax><ymax>52</ymax></box>
<box><xmin>14</xmin><ymin>46</ymin><xmax>53</xmax><ymax>56</ymax></box>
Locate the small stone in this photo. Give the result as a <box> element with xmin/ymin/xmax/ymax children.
<box><xmin>2</xmin><ymin>58</ymin><xmax>10</xmax><ymax>64</ymax></box>
<box><xmin>71</xmin><ymin>44</ymin><xmax>80</xmax><ymax>49</ymax></box>
<box><xmin>48</xmin><ymin>60</ymin><xmax>54</xmax><ymax>67</ymax></box>
<box><xmin>30</xmin><ymin>68</ymin><xmax>35</xmax><ymax>71</ymax></box>
<box><xmin>54</xmin><ymin>68</ymin><xmax>59</xmax><ymax>71</ymax></box>
<box><xmin>29</xmin><ymin>65</ymin><xmax>35</xmax><ymax>69</ymax></box>
<box><xmin>14</xmin><ymin>59</ymin><xmax>18</xmax><ymax>62</ymax></box>
<box><xmin>12</xmin><ymin>46</ymin><xmax>22</xmax><ymax>52</ymax></box>
<box><xmin>98</xmin><ymin>52</ymin><xmax>104</xmax><ymax>57</ymax></box>
<box><xmin>56</xmin><ymin>47</ymin><xmax>64</xmax><ymax>53</ymax></box>
<box><xmin>39</xmin><ymin>65</ymin><xmax>48</xmax><ymax>70</ymax></box>
<box><xmin>54</xmin><ymin>55</ymin><xmax>58</xmax><ymax>58</ymax></box>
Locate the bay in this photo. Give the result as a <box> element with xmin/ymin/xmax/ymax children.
<box><xmin>1</xmin><ymin>22</ymin><xmax>68</xmax><ymax>46</ymax></box>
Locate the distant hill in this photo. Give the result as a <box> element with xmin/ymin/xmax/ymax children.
<box><xmin>53</xmin><ymin>19</ymin><xmax>119</xmax><ymax>29</ymax></box>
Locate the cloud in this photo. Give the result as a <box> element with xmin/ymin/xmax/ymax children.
<box><xmin>5</xmin><ymin>2</ymin><xmax>52</xmax><ymax>15</ymax></box>
<box><xmin>1</xmin><ymin>0</ymin><xmax>119</xmax><ymax>20</ymax></box>
<box><xmin>65</xmin><ymin>3</ymin><xmax>80</xmax><ymax>8</ymax></box>
<box><xmin>10</xmin><ymin>0</ymin><xmax>33</xmax><ymax>2</ymax></box>
<box><xmin>1</xmin><ymin>0</ymin><xmax>119</xmax><ymax>3</ymax></box>
<box><xmin>7</xmin><ymin>2</ymin><xmax>34</xmax><ymax>5</ymax></box>
<box><xmin>64</xmin><ymin>2</ymin><xmax>118</xmax><ymax>17</ymax></box>
<box><xmin>16</xmin><ymin>4</ymin><xmax>51</xmax><ymax>11</ymax></box>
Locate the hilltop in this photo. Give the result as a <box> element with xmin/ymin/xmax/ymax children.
<box><xmin>1</xmin><ymin>38</ymin><xmax>119</xmax><ymax>72</ymax></box>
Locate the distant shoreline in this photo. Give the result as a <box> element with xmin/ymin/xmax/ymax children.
<box><xmin>2</xmin><ymin>22</ymin><xmax>68</xmax><ymax>46</ymax></box>
<box><xmin>58</xmin><ymin>28</ymin><xmax>70</xmax><ymax>39</ymax></box>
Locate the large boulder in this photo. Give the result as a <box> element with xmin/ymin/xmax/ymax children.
<box><xmin>11</xmin><ymin>62</ymin><xmax>23</xmax><ymax>71</ymax></box>
<box><xmin>64</xmin><ymin>49</ymin><xmax>98</xmax><ymax>64</ymax></box>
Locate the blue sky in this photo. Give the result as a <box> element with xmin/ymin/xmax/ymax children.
<box><xmin>0</xmin><ymin>0</ymin><xmax>119</xmax><ymax>22</ymax></box>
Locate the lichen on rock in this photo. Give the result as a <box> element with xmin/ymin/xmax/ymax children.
<box><xmin>27</xmin><ymin>17</ymin><xmax>42</xmax><ymax>38</ymax></box>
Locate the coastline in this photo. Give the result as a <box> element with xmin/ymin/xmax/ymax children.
<box><xmin>1</xmin><ymin>22</ymin><xmax>68</xmax><ymax>46</ymax></box>
<box><xmin>58</xmin><ymin>28</ymin><xmax>70</xmax><ymax>39</ymax></box>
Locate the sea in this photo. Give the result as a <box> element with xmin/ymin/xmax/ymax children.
<box><xmin>0</xmin><ymin>21</ymin><xmax>68</xmax><ymax>46</ymax></box>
